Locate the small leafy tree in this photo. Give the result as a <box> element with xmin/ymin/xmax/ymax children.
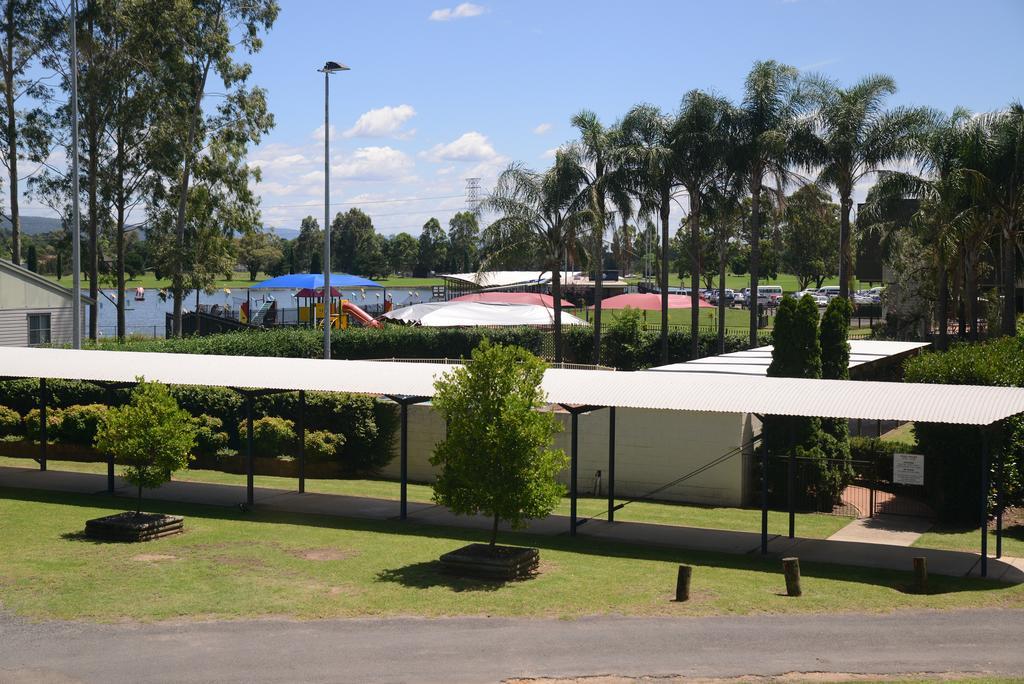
<box><xmin>94</xmin><ymin>381</ymin><xmax>197</xmax><ymax>514</ymax></box>
<box><xmin>430</xmin><ymin>341</ymin><xmax>567</xmax><ymax>546</ymax></box>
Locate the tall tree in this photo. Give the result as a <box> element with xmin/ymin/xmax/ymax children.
<box><xmin>237</xmin><ymin>227</ymin><xmax>282</xmax><ymax>280</ymax></box>
<box><xmin>416</xmin><ymin>217</ymin><xmax>447</xmax><ymax>276</ymax></box>
<box><xmin>331</xmin><ymin>207</ymin><xmax>377</xmax><ymax>274</ymax></box>
<box><xmin>618</xmin><ymin>104</ymin><xmax>683</xmax><ymax>363</ymax></box>
<box><xmin>808</xmin><ymin>73</ymin><xmax>930</xmax><ymax>299</ymax></box>
<box><xmin>676</xmin><ymin>90</ymin><xmax>732</xmax><ymax>357</ymax></box>
<box><xmin>162</xmin><ymin>0</ymin><xmax>278</xmax><ymax>336</ymax></box>
<box><xmin>0</xmin><ymin>0</ymin><xmax>53</xmax><ymax>266</ymax></box>
<box><xmin>292</xmin><ymin>215</ymin><xmax>321</xmax><ymax>272</ymax></box>
<box><xmin>864</xmin><ymin>108</ymin><xmax>974</xmax><ymax>349</ymax></box>
<box><xmin>571</xmin><ymin>110</ymin><xmax>630</xmax><ymax>365</ymax></box>
<box><xmin>781</xmin><ymin>184</ymin><xmax>840</xmax><ymax>290</ymax></box>
<box><xmin>447</xmin><ymin>210</ymin><xmax>479</xmax><ymax>273</ymax></box>
<box><xmin>481</xmin><ymin>153</ymin><xmax>589</xmax><ymax>362</ymax></box>
<box><xmin>387</xmin><ymin>231</ymin><xmax>418</xmax><ymax>275</ymax></box>
<box><xmin>735</xmin><ymin>60</ymin><xmax>805</xmax><ymax>346</ymax></box>
<box><xmin>966</xmin><ymin>103</ymin><xmax>1024</xmax><ymax>336</ymax></box>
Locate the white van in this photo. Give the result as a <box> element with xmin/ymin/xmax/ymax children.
<box><xmin>759</xmin><ymin>285</ymin><xmax>783</xmax><ymax>305</ymax></box>
<box><xmin>817</xmin><ymin>286</ymin><xmax>841</xmax><ymax>299</ymax></box>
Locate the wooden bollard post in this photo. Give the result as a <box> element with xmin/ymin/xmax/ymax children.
<box><xmin>675</xmin><ymin>565</ymin><xmax>692</xmax><ymax>602</ymax></box>
<box><xmin>913</xmin><ymin>556</ymin><xmax>928</xmax><ymax>594</ymax></box>
<box><xmin>782</xmin><ymin>557</ymin><xmax>801</xmax><ymax>597</ymax></box>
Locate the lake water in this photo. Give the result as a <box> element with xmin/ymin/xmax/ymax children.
<box><xmin>95</xmin><ymin>286</ymin><xmax>435</xmax><ymax>338</ymax></box>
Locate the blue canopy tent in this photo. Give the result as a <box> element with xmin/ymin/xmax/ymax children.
<box><xmin>249</xmin><ymin>274</ymin><xmax>385</xmax><ymax>327</ymax></box>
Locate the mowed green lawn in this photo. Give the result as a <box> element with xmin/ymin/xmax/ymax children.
<box><xmin>1</xmin><ymin>486</ymin><xmax>1021</xmax><ymax>622</ymax></box>
<box><xmin>627</xmin><ymin>273</ymin><xmax>871</xmax><ymax>293</ymax></box>
<box><xmin>914</xmin><ymin>526</ymin><xmax>1024</xmax><ymax>559</ymax></box>
<box><xmin>0</xmin><ymin>456</ymin><xmax>850</xmax><ymax>539</ymax></box>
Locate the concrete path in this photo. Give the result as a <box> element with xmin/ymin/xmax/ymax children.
<box><xmin>2</xmin><ymin>465</ymin><xmax>1022</xmax><ymax>583</ymax></box>
<box><xmin>2</xmin><ymin>609</ymin><xmax>1023</xmax><ymax>683</ymax></box>
<box><xmin>827</xmin><ymin>513</ymin><xmax>933</xmax><ymax>546</ymax></box>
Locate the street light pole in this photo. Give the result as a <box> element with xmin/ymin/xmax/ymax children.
<box><xmin>70</xmin><ymin>0</ymin><xmax>81</xmax><ymax>349</ymax></box>
<box><xmin>319</xmin><ymin>60</ymin><xmax>349</xmax><ymax>360</ymax></box>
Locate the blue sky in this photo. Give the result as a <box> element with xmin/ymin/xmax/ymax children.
<box><xmin>21</xmin><ymin>0</ymin><xmax>1024</xmax><ymax>235</ymax></box>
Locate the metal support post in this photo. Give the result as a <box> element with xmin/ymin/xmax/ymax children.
<box><xmin>298</xmin><ymin>390</ymin><xmax>306</xmax><ymax>494</ymax></box>
<box><xmin>39</xmin><ymin>378</ymin><xmax>47</xmax><ymax>471</ymax></box>
<box><xmin>980</xmin><ymin>428</ymin><xmax>990</xmax><ymax>578</ymax></box>
<box><xmin>105</xmin><ymin>386</ymin><xmax>115</xmax><ymax>493</ymax></box>
<box><xmin>787</xmin><ymin>450</ymin><xmax>795</xmax><ymax>539</ymax></box>
<box><xmin>570</xmin><ymin>410</ymin><xmax>579</xmax><ymax>536</ymax></box>
<box><xmin>245</xmin><ymin>394</ymin><xmax>254</xmax><ymax>506</ymax></box>
<box><xmin>400</xmin><ymin>401</ymin><xmax>409</xmax><ymax>520</ymax></box>
<box><xmin>996</xmin><ymin>426</ymin><xmax>1004</xmax><ymax>559</ymax></box>
<box><xmin>761</xmin><ymin>447</ymin><xmax>769</xmax><ymax>554</ymax></box>
<box><xmin>607</xmin><ymin>407</ymin><xmax>616</xmax><ymax>523</ymax></box>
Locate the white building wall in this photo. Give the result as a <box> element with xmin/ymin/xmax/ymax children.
<box><xmin>379</xmin><ymin>403</ymin><xmax>755</xmax><ymax>507</ymax></box>
<box><xmin>0</xmin><ymin>307</ymin><xmax>79</xmax><ymax>347</ymax></box>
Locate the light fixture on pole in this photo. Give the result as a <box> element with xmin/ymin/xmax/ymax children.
<box><xmin>70</xmin><ymin>0</ymin><xmax>81</xmax><ymax>349</ymax></box>
<box><xmin>318</xmin><ymin>60</ymin><xmax>350</xmax><ymax>360</ymax></box>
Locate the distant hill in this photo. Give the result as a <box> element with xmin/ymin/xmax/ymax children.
<box><xmin>269</xmin><ymin>226</ymin><xmax>298</xmax><ymax>240</ymax></box>
<box><xmin>0</xmin><ymin>215</ymin><xmax>63</xmax><ymax>235</ymax></box>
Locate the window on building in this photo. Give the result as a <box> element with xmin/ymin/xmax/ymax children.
<box><xmin>28</xmin><ymin>313</ymin><xmax>51</xmax><ymax>346</ymax></box>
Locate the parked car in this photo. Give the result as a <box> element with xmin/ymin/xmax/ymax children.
<box><xmin>708</xmin><ymin>288</ymin><xmax>735</xmax><ymax>306</ymax></box>
<box><xmin>738</xmin><ymin>286</ymin><xmax>783</xmax><ymax>308</ymax></box>
<box><xmin>794</xmin><ymin>290</ymin><xmax>829</xmax><ymax>306</ymax></box>
<box><xmin>817</xmin><ymin>285</ymin><xmax>841</xmax><ymax>299</ymax></box>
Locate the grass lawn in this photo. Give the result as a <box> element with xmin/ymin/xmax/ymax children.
<box><xmin>881</xmin><ymin>422</ymin><xmax>917</xmax><ymax>444</ymax></box>
<box><xmin>0</xmin><ymin>486</ymin><xmax>1020</xmax><ymax>622</ymax></box>
<box><xmin>0</xmin><ymin>456</ymin><xmax>851</xmax><ymax>539</ymax></box>
<box><xmin>914</xmin><ymin>526</ymin><xmax>1024</xmax><ymax>559</ymax></box>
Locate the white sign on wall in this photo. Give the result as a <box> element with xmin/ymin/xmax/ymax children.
<box><xmin>893</xmin><ymin>453</ymin><xmax>925</xmax><ymax>486</ymax></box>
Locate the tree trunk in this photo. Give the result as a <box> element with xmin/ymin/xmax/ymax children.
<box><xmin>966</xmin><ymin>255</ymin><xmax>979</xmax><ymax>341</ymax></box>
<box><xmin>4</xmin><ymin>76</ymin><xmax>19</xmax><ymax>265</ymax></box>
<box><xmin>937</xmin><ymin>263</ymin><xmax>949</xmax><ymax>351</ymax></box>
<box><xmin>689</xmin><ymin>195</ymin><xmax>701</xmax><ymax>359</ymax></box>
<box><xmin>136</xmin><ymin>481</ymin><xmax>142</xmax><ymax>515</ymax></box>
<box><xmin>660</xmin><ymin>190</ymin><xmax>671</xmax><ymax>363</ymax></box>
<box><xmin>172</xmin><ymin>61</ymin><xmax>211</xmax><ymax>337</ymax></box>
<box><xmin>748</xmin><ymin>175</ymin><xmax>762</xmax><ymax>346</ymax></box>
<box><xmin>838</xmin><ymin>194</ymin><xmax>853</xmax><ymax>300</ymax></box>
<box><xmin>1003</xmin><ymin>222</ymin><xmax>1017</xmax><ymax>336</ymax></box>
<box><xmin>718</xmin><ymin>236</ymin><xmax>727</xmax><ymax>354</ymax></box>
<box><xmin>85</xmin><ymin>9</ymin><xmax>99</xmax><ymax>341</ymax></box>
<box><xmin>552</xmin><ymin>256</ymin><xmax>563</xmax><ymax>363</ymax></box>
<box><xmin>490</xmin><ymin>512</ymin><xmax>499</xmax><ymax>547</ymax></box>
<box><xmin>591</xmin><ymin>187</ymin><xmax>604</xmax><ymax>365</ymax></box>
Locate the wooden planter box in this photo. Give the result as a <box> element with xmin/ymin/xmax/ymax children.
<box><xmin>85</xmin><ymin>512</ymin><xmax>184</xmax><ymax>542</ymax></box>
<box><xmin>1</xmin><ymin>438</ymin><xmax>100</xmax><ymax>461</ymax></box>
<box><xmin>439</xmin><ymin>543</ymin><xmax>539</xmax><ymax>580</ymax></box>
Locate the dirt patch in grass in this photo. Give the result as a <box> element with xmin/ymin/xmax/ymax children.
<box><xmin>292</xmin><ymin>548</ymin><xmax>357</xmax><ymax>562</ymax></box>
<box><xmin>131</xmin><ymin>553</ymin><xmax>177</xmax><ymax>563</ymax></box>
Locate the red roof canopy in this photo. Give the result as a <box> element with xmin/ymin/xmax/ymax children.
<box><xmin>451</xmin><ymin>292</ymin><xmax>574</xmax><ymax>308</ymax></box>
<box><xmin>593</xmin><ymin>292</ymin><xmax>713</xmax><ymax>310</ymax></box>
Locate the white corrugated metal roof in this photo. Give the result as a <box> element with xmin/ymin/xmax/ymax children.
<box><xmin>648</xmin><ymin>341</ymin><xmax>930</xmax><ymax>376</ymax></box>
<box><xmin>1</xmin><ymin>346</ymin><xmax>1020</xmax><ymax>426</ymax></box>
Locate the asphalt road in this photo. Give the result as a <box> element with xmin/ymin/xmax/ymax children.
<box><xmin>1</xmin><ymin>610</ymin><xmax>1022</xmax><ymax>683</ymax></box>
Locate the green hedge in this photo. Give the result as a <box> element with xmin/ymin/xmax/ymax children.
<box><xmin>88</xmin><ymin>326</ymin><xmax>546</xmax><ymax>361</ymax></box>
<box><xmin>0</xmin><ymin>406</ymin><xmax>20</xmax><ymax>436</ymax></box>
<box><xmin>904</xmin><ymin>337</ymin><xmax>1024</xmax><ymax>523</ymax></box>
<box><xmin>849</xmin><ymin>436</ymin><xmax>917</xmax><ymax>480</ymax></box>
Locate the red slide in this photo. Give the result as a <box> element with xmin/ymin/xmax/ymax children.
<box><xmin>341</xmin><ymin>301</ymin><xmax>383</xmax><ymax>328</ymax></box>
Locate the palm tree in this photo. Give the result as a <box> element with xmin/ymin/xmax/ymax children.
<box><xmin>675</xmin><ymin>90</ymin><xmax>734</xmax><ymax>358</ymax></box>
<box><xmin>617</xmin><ymin>104</ymin><xmax>684</xmax><ymax>363</ymax></box>
<box><xmin>480</xmin><ymin>152</ymin><xmax>589</xmax><ymax>362</ymax></box>
<box><xmin>571</xmin><ymin>110</ymin><xmax>630</xmax><ymax>365</ymax></box>
<box><xmin>808</xmin><ymin>73</ymin><xmax>931</xmax><ymax>300</ymax></box>
<box><xmin>963</xmin><ymin>103</ymin><xmax>1024</xmax><ymax>336</ymax></box>
<box><xmin>865</xmin><ymin>108</ymin><xmax>974</xmax><ymax>349</ymax></box>
<box><xmin>734</xmin><ymin>60</ymin><xmax>806</xmax><ymax>346</ymax></box>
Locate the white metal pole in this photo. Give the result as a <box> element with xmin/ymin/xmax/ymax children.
<box><xmin>70</xmin><ymin>0</ymin><xmax>81</xmax><ymax>349</ymax></box>
<box><xmin>322</xmin><ymin>69</ymin><xmax>331</xmax><ymax>360</ymax></box>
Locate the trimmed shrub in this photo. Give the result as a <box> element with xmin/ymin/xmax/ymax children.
<box><xmin>0</xmin><ymin>405</ymin><xmax>21</xmax><ymax>436</ymax></box>
<box><xmin>57</xmin><ymin>404</ymin><xmax>109</xmax><ymax>445</ymax></box>
<box><xmin>169</xmin><ymin>386</ymin><xmax>243</xmax><ymax>439</ymax></box>
<box><xmin>305</xmin><ymin>430</ymin><xmax>345</xmax><ymax>462</ymax></box>
<box><xmin>849</xmin><ymin>436</ymin><xmax>917</xmax><ymax>480</ymax></box>
<box><xmin>904</xmin><ymin>337</ymin><xmax>1024</xmax><ymax>523</ymax></box>
<box><xmin>24</xmin><ymin>407</ymin><xmax>63</xmax><ymax>441</ymax></box>
<box><xmin>194</xmin><ymin>415</ymin><xmax>230</xmax><ymax>460</ymax></box>
<box><xmin>239</xmin><ymin>416</ymin><xmax>295</xmax><ymax>459</ymax></box>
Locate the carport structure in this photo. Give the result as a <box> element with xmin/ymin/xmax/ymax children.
<box><xmin>3</xmin><ymin>346</ymin><xmax>1024</xmax><ymax>578</ymax></box>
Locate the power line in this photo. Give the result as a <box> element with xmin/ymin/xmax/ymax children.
<box><xmin>259</xmin><ymin>193</ymin><xmax>464</xmax><ymax>211</ymax></box>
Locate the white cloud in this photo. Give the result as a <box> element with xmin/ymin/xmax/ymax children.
<box><xmin>312</xmin><ymin>124</ymin><xmax>337</xmax><ymax>143</ymax></box>
<box><xmin>533</xmin><ymin>122</ymin><xmax>552</xmax><ymax>135</ymax></box>
<box><xmin>332</xmin><ymin>146</ymin><xmax>414</xmax><ymax>181</ymax></box>
<box><xmin>424</xmin><ymin>131</ymin><xmax>499</xmax><ymax>162</ymax></box>
<box><xmin>343</xmin><ymin>104</ymin><xmax>417</xmax><ymax>139</ymax></box>
<box><xmin>429</xmin><ymin>2</ymin><xmax>485</xmax><ymax>21</ymax></box>
<box><xmin>248</xmin><ymin>152</ymin><xmax>308</xmax><ymax>172</ymax></box>
<box><xmin>541</xmin><ymin>147</ymin><xmax>559</xmax><ymax>159</ymax></box>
